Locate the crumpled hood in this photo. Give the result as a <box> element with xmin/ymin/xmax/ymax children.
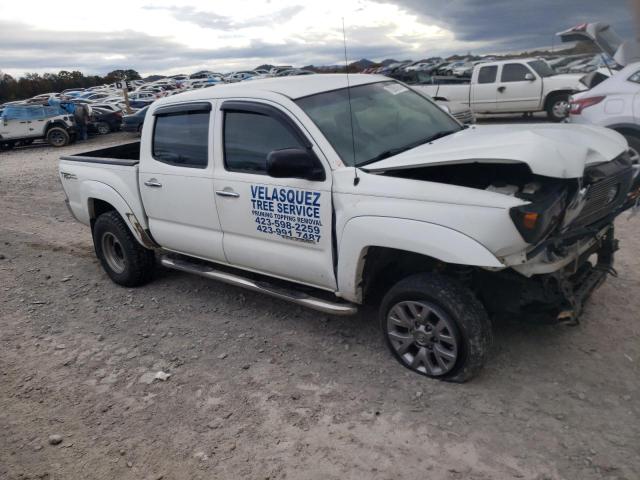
<box><xmin>364</xmin><ymin>123</ymin><xmax>627</xmax><ymax>178</ymax></box>
<box><xmin>547</xmin><ymin>73</ymin><xmax>586</xmax><ymax>90</ymax></box>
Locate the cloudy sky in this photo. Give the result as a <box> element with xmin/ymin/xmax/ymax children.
<box><xmin>0</xmin><ymin>0</ymin><xmax>634</xmax><ymax>77</ymax></box>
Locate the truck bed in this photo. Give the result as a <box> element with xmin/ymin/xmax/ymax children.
<box><xmin>60</xmin><ymin>141</ymin><xmax>140</xmax><ymax>166</ymax></box>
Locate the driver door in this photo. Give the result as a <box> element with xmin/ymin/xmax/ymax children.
<box><xmin>494</xmin><ymin>63</ymin><xmax>542</xmax><ymax>112</ymax></box>
<box><xmin>212</xmin><ymin>100</ymin><xmax>336</xmax><ymax>290</ymax></box>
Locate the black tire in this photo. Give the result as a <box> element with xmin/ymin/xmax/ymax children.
<box><xmin>96</xmin><ymin>122</ymin><xmax>111</xmax><ymax>135</ymax></box>
<box><xmin>622</xmin><ymin>133</ymin><xmax>640</xmax><ymax>164</ymax></box>
<box><xmin>546</xmin><ymin>93</ymin><xmax>570</xmax><ymax>122</ymax></box>
<box><xmin>379</xmin><ymin>273</ymin><xmax>492</xmax><ymax>383</ymax></box>
<box><xmin>0</xmin><ymin>141</ymin><xmax>16</xmax><ymax>151</ymax></box>
<box><xmin>46</xmin><ymin>127</ymin><xmax>70</xmax><ymax>147</ymax></box>
<box><xmin>93</xmin><ymin>211</ymin><xmax>155</xmax><ymax>287</ymax></box>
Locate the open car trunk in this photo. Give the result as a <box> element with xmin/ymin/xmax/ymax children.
<box><xmin>557</xmin><ymin>22</ymin><xmax>640</xmax><ymax>67</ymax></box>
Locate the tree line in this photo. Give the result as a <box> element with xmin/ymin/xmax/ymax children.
<box><xmin>0</xmin><ymin>70</ymin><xmax>142</xmax><ymax>103</ymax></box>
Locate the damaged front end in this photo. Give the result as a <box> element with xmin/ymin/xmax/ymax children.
<box><xmin>488</xmin><ymin>152</ymin><xmax>639</xmax><ymax>323</ymax></box>
<box><xmin>477</xmin><ymin>227</ymin><xmax>617</xmax><ymax>324</ymax></box>
<box><xmin>382</xmin><ymin>150</ymin><xmax>640</xmax><ymax>323</ymax></box>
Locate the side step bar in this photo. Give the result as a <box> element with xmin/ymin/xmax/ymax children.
<box><xmin>160</xmin><ymin>256</ymin><xmax>358</xmax><ymax>316</ymax></box>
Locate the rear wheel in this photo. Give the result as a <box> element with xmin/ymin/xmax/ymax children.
<box><xmin>93</xmin><ymin>211</ymin><xmax>155</xmax><ymax>287</ymax></box>
<box><xmin>46</xmin><ymin>127</ymin><xmax>70</xmax><ymax>147</ymax></box>
<box><xmin>380</xmin><ymin>273</ymin><xmax>492</xmax><ymax>383</ymax></box>
<box><xmin>546</xmin><ymin>94</ymin><xmax>570</xmax><ymax>122</ymax></box>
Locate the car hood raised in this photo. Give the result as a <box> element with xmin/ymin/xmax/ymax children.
<box><xmin>363</xmin><ymin>124</ymin><xmax>627</xmax><ymax>179</ymax></box>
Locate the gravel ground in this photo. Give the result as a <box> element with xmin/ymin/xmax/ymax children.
<box><xmin>0</xmin><ymin>132</ymin><xmax>639</xmax><ymax>480</ymax></box>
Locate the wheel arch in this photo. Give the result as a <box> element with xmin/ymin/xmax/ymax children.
<box><xmin>45</xmin><ymin>120</ymin><xmax>70</xmax><ymax>132</ymax></box>
<box><xmin>608</xmin><ymin>123</ymin><xmax>640</xmax><ymax>139</ymax></box>
<box><xmin>337</xmin><ymin>217</ymin><xmax>503</xmax><ymax>303</ymax></box>
<box><xmin>543</xmin><ymin>89</ymin><xmax>574</xmax><ymax>110</ymax></box>
<box><xmin>83</xmin><ymin>182</ymin><xmax>157</xmax><ymax>249</ymax></box>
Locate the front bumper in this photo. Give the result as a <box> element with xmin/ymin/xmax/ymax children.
<box><xmin>479</xmin><ymin>227</ymin><xmax>617</xmax><ymax>323</ymax></box>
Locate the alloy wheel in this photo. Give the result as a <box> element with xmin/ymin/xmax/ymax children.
<box><xmin>385</xmin><ymin>300</ymin><xmax>459</xmax><ymax>376</ymax></box>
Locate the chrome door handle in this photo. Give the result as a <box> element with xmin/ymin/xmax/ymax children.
<box><xmin>215</xmin><ymin>190</ymin><xmax>240</xmax><ymax>198</ymax></box>
<box><xmin>144</xmin><ymin>179</ymin><xmax>163</xmax><ymax>188</ymax></box>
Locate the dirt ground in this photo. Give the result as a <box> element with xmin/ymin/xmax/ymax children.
<box><xmin>1</xmin><ymin>132</ymin><xmax>639</xmax><ymax>480</ymax></box>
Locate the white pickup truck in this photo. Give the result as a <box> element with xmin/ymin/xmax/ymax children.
<box><xmin>414</xmin><ymin>58</ymin><xmax>586</xmax><ymax>121</ymax></box>
<box><xmin>58</xmin><ymin>75</ymin><xmax>640</xmax><ymax>382</ymax></box>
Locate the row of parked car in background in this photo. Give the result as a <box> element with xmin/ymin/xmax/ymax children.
<box><xmin>0</xmin><ymin>66</ymin><xmax>316</xmax><ymax>150</ymax></box>
<box><xmin>365</xmin><ymin>52</ymin><xmax>618</xmax><ymax>80</ymax></box>
<box><xmin>3</xmin><ymin>22</ymin><xmax>640</xmax><ymax>156</ymax></box>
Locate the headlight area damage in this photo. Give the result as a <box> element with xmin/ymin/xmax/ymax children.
<box><xmin>381</xmin><ymin>152</ymin><xmax>640</xmax><ymax>323</ymax></box>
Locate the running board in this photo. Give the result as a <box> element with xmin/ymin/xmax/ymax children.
<box><xmin>160</xmin><ymin>256</ymin><xmax>358</xmax><ymax>316</ymax></box>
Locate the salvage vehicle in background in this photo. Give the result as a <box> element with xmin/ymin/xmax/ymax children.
<box><xmin>415</xmin><ymin>58</ymin><xmax>585</xmax><ymax>121</ymax></box>
<box><xmin>569</xmin><ymin>62</ymin><xmax>640</xmax><ymax>158</ymax></box>
<box><xmin>387</xmin><ymin>70</ymin><xmax>475</xmax><ymax>124</ymax></box>
<box><xmin>88</xmin><ymin>107</ymin><xmax>123</xmax><ymax>135</ymax></box>
<box><xmin>121</xmin><ymin>106</ymin><xmax>148</xmax><ymax>133</ymax></box>
<box><xmin>1</xmin><ymin>104</ymin><xmax>75</xmax><ymax>149</ymax></box>
<box><xmin>58</xmin><ymin>75</ymin><xmax>640</xmax><ymax>382</ymax></box>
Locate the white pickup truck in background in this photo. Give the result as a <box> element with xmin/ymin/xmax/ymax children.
<box><xmin>58</xmin><ymin>75</ymin><xmax>640</xmax><ymax>382</ymax></box>
<box><xmin>414</xmin><ymin>58</ymin><xmax>586</xmax><ymax>121</ymax></box>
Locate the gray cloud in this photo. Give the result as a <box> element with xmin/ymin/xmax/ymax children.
<box><xmin>143</xmin><ymin>4</ymin><xmax>305</xmax><ymax>30</ymax></box>
<box><xmin>383</xmin><ymin>0</ymin><xmax>634</xmax><ymax>52</ymax></box>
<box><xmin>1</xmin><ymin>1</ymin><xmax>637</xmax><ymax>77</ymax></box>
<box><xmin>0</xmin><ymin>20</ymin><xmax>415</xmax><ymax>75</ymax></box>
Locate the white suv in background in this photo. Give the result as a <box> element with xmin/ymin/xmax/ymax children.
<box><xmin>569</xmin><ymin>62</ymin><xmax>640</xmax><ymax>157</ymax></box>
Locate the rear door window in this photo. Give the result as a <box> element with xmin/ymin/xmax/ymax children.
<box><xmin>152</xmin><ymin>111</ymin><xmax>210</xmax><ymax>168</ymax></box>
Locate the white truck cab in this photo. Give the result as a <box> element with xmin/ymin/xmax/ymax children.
<box><xmin>58</xmin><ymin>75</ymin><xmax>640</xmax><ymax>382</ymax></box>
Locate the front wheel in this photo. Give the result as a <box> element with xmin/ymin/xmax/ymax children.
<box><xmin>93</xmin><ymin>211</ymin><xmax>155</xmax><ymax>287</ymax></box>
<box><xmin>546</xmin><ymin>94</ymin><xmax>570</xmax><ymax>122</ymax></box>
<box><xmin>380</xmin><ymin>273</ymin><xmax>492</xmax><ymax>383</ymax></box>
<box><xmin>622</xmin><ymin>133</ymin><xmax>640</xmax><ymax>165</ymax></box>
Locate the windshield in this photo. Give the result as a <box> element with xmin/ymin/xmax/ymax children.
<box><xmin>296</xmin><ymin>81</ymin><xmax>461</xmax><ymax>167</ymax></box>
<box><xmin>528</xmin><ymin>60</ymin><xmax>556</xmax><ymax>77</ymax></box>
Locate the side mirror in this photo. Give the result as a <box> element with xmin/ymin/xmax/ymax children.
<box><xmin>267</xmin><ymin>148</ymin><xmax>325</xmax><ymax>181</ymax></box>
<box><xmin>524</xmin><ymin>73</ymin><xmax>536</xmax><ymax>81</ymax></box>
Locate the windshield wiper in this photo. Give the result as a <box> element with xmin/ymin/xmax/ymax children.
<box><xmin>358</xmin><ymin>129</ymin><xmax>459</xmax><ymax>167</ymax></box>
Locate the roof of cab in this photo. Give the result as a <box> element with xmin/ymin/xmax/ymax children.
<box><xmin>154</xmin><ymin>74</ymin><xmax>388</xmax><ymax>106</ymax></box>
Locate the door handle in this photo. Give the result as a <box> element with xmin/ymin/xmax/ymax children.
<box><xmin>144</xmin><ymin>179</ymin><xmax>163</xmax><ymax>188</ymax></box>
<box><xmin>215</xmin><ymin>189</ymin><xmax>240</xmax><ymax>198</ymax></box>
<box><xmin>497</xmin><ymin>86</ymin><xmax>506</xmax><ymax>93</ymax></box>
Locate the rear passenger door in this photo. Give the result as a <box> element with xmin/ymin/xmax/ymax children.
<box><xmin>139</xmin><ymin>102</ymin><xmax>226</xmax><ymax>262</ymax></box>
<box><xmin>212</xmin><ymin>100</ymin><xmax>336</xmax><ymax>290</ymax></box>
<box><xmin>470</xmin><ymin>65</ymin><xmax>499</xmax><ymax>112</ymax></box>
